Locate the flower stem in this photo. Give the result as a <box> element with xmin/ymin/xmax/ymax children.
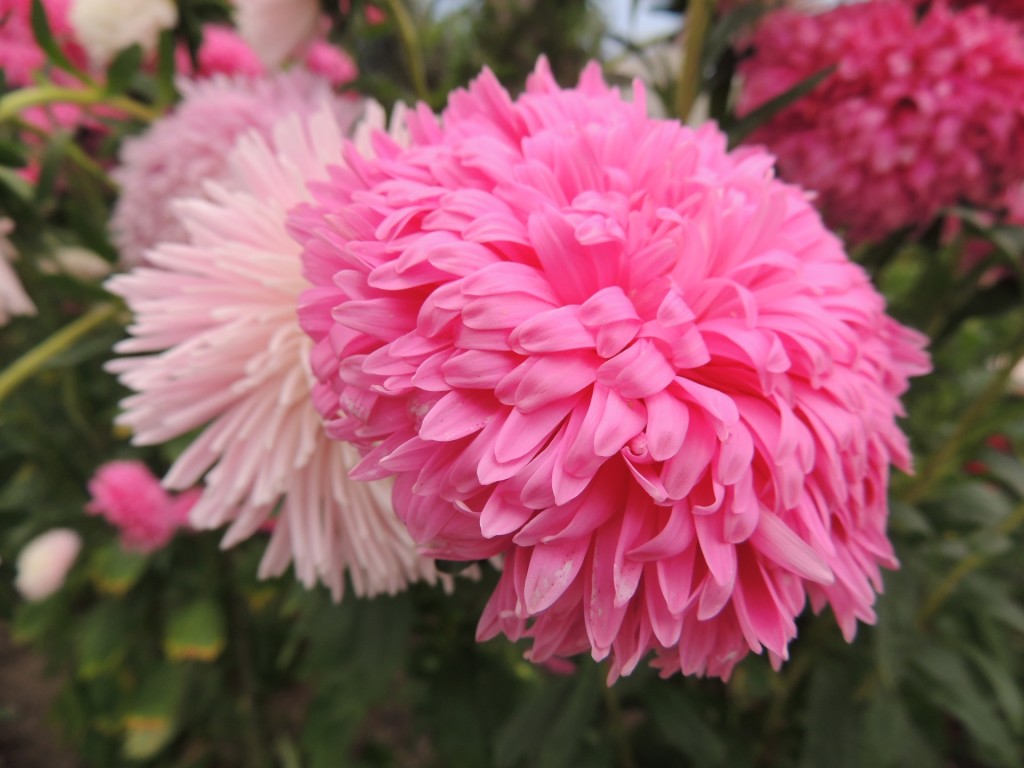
<box><xmin>900</xmin><ymin>336</ymin><xmax>1024</xmax><ymax>506</ymax></box>
<box><xmin>917</xmin><ymin>501</ymin><xmax>1024</xmax><ymax>627</ymax></box>
<box><xmin>0</xmin><ymin>84</ymin><xmax>159</xmax><ymax>123</ymax></box>
<box><xmin>382</xmin><ymin>0</ymin><xmax>431</xmax><ymax>104</ymax></box>
<box><xmin>0</xmin><ymin>302</ymin><xmax>121</xmax><ymax>409</ymax></box>
<box><xmin>675</xmin><ymin>0</ymin><xmax>713</xmax><ymax>121</ymax></box>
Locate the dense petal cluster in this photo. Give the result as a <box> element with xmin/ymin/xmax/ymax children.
<box><xmin>110</xmin><ymin>71</ymin><xmax>357</xmax><ymax>267</ymax></box>
<box><xmin>290</xmin><ymin>59</ymin><xmax>930</xmax><ymax>679</ymax></box>
<box><xmin>738</xmin><ymin>1</ymin><xmax>1024</xmax><ymax>243</ymax></box>
<box><xmin>107</xmin><ymin>105</ymin><xmax>442</xmax><ymax>598</ymax></box>
<box><xmin>87</xmin><ymin>461</ymin><xmax>197</xmax><ymax>552</ymax></box>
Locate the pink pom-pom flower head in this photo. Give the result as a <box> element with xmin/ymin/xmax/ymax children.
<box><xmin>737</xmin><ymin>0</ymin><xmax>1024</xmax><ymax>244</ymax></box>
<box><xmin>87</xmin><ymin>460</ymin><xmax>196</xmax><ymax>552</ymax></box>
<box><xmin>290</xmin><ymin>58</ymin><xmax>931</xmax><ymax>680</ymax></box>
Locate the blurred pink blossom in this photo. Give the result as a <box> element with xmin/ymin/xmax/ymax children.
<box><xmin>86</xmin><ymin>460</ymin><xmax>195</xmax><ymax>552</ymax></box>
<box><xmin>738</xmin><ymin>0</ymin><xmax>1024</xmax><ymax>243</ymax></box>
<box><xmin>15</xmin><ymin>528</ymin><xmax>82</xmax><ymax>601</ymax></box>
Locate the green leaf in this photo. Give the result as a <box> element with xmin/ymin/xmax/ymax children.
<box><xmin>89</xmin><ymin>543</ymin><xmax>148</xmax><ymax>596</ymax></box>
<box><xmin>0</xmin><ymin>139</ymin><xmax>28</xmax><ymax>168</ymax></box>
<box><xmin>646</xmin><ymin>682</ymin><xmax>727</xmax><ymax>767</ymax></box>
<box><xmin>798</xmin><ymin>661</ymin><xmax>861</xmax><ymax>768</ymax></box>
<box><xmin>121</xmin><ymin>663</ymin><xmax>187</xmax><ymax>760</ymax></box>
<box><xmin>11</xmin><ymin>592</ymin><xmax>68</xmax><ymax>644</ymax></box>
<box><xmin>913</xmin><ymin>645</ymin><xmax>1020</xmax><ymax>767</ymax></box>
<box><xmin>29</xmin><ymin>0</ymin><xmax>84</xmax><ymax>80</ymax></box>
<box><xmin>966</xmin><ymin>645</ymin><xmax>1024</xmax><ymax>735</ymax></box>
<box><xmin>862</xmin><ymin>694</ymin><xmax>941</xmax><ymax>768</ymax></box>
<box><xmin>76</xmin><ymin>600</ymin><xmax>129</xmax><ymax>679</ymax></box>
<box><xmin>163</xmin><ymin>598</ymin><xmax>226</xmax><ymax>662</ymax></box>
<box><xmin>104</xmin><ymin>44</ymin><xmax>143</xmax><ymax>95</ymax></box>
<box><xmin>727</xmin><ymin>66</ymin><xmax>835</xmax><ymax>147</ymax></box>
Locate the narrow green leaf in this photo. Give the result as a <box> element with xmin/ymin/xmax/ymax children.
<box><xmin>646</xmin><ymin>683</ymin><xmax>727</xmax><ymax>767</ymax></box>
<box><xmin>29</xmin><ymin>0</ymin><xmax>83</xmax><ymax>80</ymax></box>
<box><xmin>727</xmin><ymin>66</ymin><xmax>835</xmax><ymax>147</ymax></box>
<box><xmin>163</xmin><ymin>598</ymin><xmax>226</xmax><ymax>662</ymax></box>
<box><xmin>155</xmin><ymin>30</ymin><xmax>178</xmax><ymax>107</ymax></box>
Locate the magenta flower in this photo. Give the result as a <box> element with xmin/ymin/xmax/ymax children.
<box><xmin>87</xmin><ymin>460</ymin><xmax>195</xmax><ymax>552</ymax></box>
<box><xmin>107</xmin><ymin>105</ymin><xmax>442</xmax><ymax>598</ymax></box>
<box><xmin>290</xmin><ymin>59</ymin><xmax>931</xmax><ymax>679</ymax></box>
<box><xmin>738</xmin><ymin>0</ymin><xmax>1024</xmax><ymax>243</ymax></box>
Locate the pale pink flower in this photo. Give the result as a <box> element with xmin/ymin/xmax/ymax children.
<box><xmin>110</xmin><ymin>71</ymin><xmax>350</xmax><ymax>267</ymax></box>
<box><xmin>15</xmin><ymin>528</ymin><xmax>82</xmax><ymax>601</ymax></box>
<box><xmin>234</xmin><ymin>0</ymin><xmax>320</xmax><ymax>68</ymax></box>
<box><xmin>291</xmin><ymin>58</ymin><xmax>931</xmax><ymax>680</ymax></box>
<box><xmin>0</xmin><ymin>218</ymin><xmax>36</xmax><ymax>325</ymax></box>
<box><xmin>87</xmin><ymin>460</ymin><xmax>193</xmax><ymax>552</ymax></box>
<box><xmin>738</xmin><ymin>1</ymin><xmax>1024</xmax><ymax>243</ymax></box>
<box><xmin>107</xmin><ymin>104</ymin><xmax>442</xmax><ymax>598</ymax></box>
<box><xmin>69</xmin><ymin>0</ymin><xmax>177</xmax><ymax>67</ymax></box>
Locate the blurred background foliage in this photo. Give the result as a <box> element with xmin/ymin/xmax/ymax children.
<box><xmin>2</xmin><ymin>0</ymin><xmax>1024</xmax><ymax>766</ymax></box>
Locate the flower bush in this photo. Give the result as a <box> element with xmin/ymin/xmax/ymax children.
<box><xmin>1</xmin><ymin>0</ymin><xmax>1023</xmax><ymax>766</ymax></box>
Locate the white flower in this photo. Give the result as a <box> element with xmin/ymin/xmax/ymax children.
<box><xmin>69</xmin><ymin>0</ymin><xmax>178</xmax><ymax>67</ymax></box>
<box><xmin>0</xmin><ymin>218</ymin><xmax>36</xmax><ymax>325</ymax></box>
<box><xmin>15</xmin><ymin>528</ymin><xmax>82</xmax><ymax>602</ymax></box>
<box><xmin>235</xmin><ymin>0</ymin><xmax>320</xmax><ymax>68</ymax></box>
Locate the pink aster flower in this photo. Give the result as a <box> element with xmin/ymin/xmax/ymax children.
<box><xmin>303</xmin><ymin>40</ymin><xmax>358</xmax><ymax>88</ymax></box>
<box><xmin>737</xmin><ymin>1</ymin><xmax>1024</xmax><ymax>244</ymax></box>
<box><xmin>106</xmin><ymin>103</ymin><xmax>442</xmax><ymax>598</ymax></box>
<box><xmin>87</xmin><ymin>460</ymin><xmax>195</xmax><ymax>552</ymax></box>
<box><xmin>110</xmin><ymin>71</ymin><xmax>354</xmax><ymax>267</ymax></box>
<box><xmin>290</xmin><ymin>58</ymin><xmax>931</xmax><ymax>680</ymax></box>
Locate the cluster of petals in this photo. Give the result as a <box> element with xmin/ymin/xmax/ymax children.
<box><xmin>0</xmin><ymin>219</ymin><xmax>36</xmax><ymax>325</ymax></box>
<box><xmin>737</xmin><ymin>0</ymin><xmax>1024</xmax><ymax>243</ymax></box>
<box><xmin>107</xmin><ymin>104</ymin><xmax>441</xmax><ymax>598</ymax></box>
<box><xmin>110</xmin><ymin>70</ymin><xmax>360</xmax><ymax>267</ymax></box>
<box><xmin>87</xmin><ymin>460</ymin><xmax>198</xmax><ymax>552</ymax></box>
<box><xmin>290</xmin><ymin>58</ymin><xmax>931</xmax><ymax>679</ymax></box>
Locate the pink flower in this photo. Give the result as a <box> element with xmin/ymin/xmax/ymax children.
<box><xmin>107</xmin><ymin>103</ymin><xmax>442</xmax><ymax>598</ymax></box>
<box><xmin>87</xmin><ymin>460</ymin><xmax>193</xmax><ymax>552</ymax></box>
<box><xmin>176</xmin><ymin>25</ymin><xmax>265</xmax><ymax>78</ymax></box>
<box><xmin>0</xmin><ymin>0</ymin><xmax>85</xmax><ymax>85</ymax></box>
<box><xmin>737</xmin><ymin>1</ymin><xmax>1024</xmax><ymax>243</ymax></box>
<box><xmin>110</xmin><ymin>71</ymin><xmax>351</xmax><ymax>267</ymax></box>
<box><xmin>290</xmin><ymin>58</ymin><xmax>931</xmax><ymax>680</ymax></box>
<box><xmin>15</xmin><ymin>528</ymin><xmax>82</xmax><ymax>601</ymax></box>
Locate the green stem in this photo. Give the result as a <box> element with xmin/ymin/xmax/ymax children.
<box><xmin>0</xmin><ymin>302</ymin><xmax>120</xmax><ymax>408</ymax></box>
<box><xmin>675</xmin><ymin>0</ymin><xmax>713</xmax><ymax>121</ymax></box>
<box><xmin>382</xmin><ymin>0</ymin><xmax>430</xmax><ymax>103</ymax></box>
<box><xmin>16</xmin><ymin>118</ymin><xmax>118</xmax><ymax>189</ymax></box>
<box><xmin>900</xmin><ymin>336</ymin><xmax>1024</xmax><ymax>506</ymax></box>
<box><xmin>917</xmin><ymin>502</ymin><xmax>1024</xmax><ymax>627</ymax></box>
<box><xmin>0</xmin><ymin>84</ymin><xmax>159</xmax><ymax>123</ymax></box>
